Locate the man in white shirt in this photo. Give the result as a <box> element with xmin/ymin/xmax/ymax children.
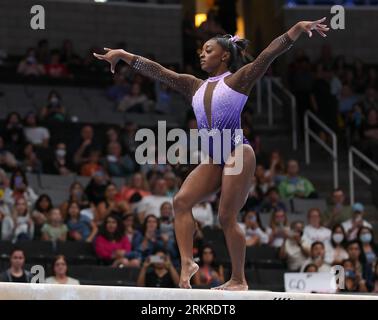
<box><xmin>300</xmin><ymin>241</ymin><xmax>331</xmax><ymax>273</ymax></box>
<box><xmin>137</xmin><ymin>178</ymin><xmax>172</xmax><ymax>218</ymax></box>
<box><xmin>342</xmin><ymin>203</ymin><xmax>372</xmax><ymax>241</ymax></box>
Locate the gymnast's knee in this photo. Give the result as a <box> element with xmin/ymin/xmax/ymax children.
<box><xmin>173</xmin><ymin>193</ymin><xmax>191</xmax><ymax>215</ymax></box>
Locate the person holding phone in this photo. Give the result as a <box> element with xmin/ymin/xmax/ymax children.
<box><xmin>136</xmin><ymin>248</ymin><xmax>179</xmax><ymax>288</ymax></box>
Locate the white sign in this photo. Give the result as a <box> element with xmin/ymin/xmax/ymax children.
<box><xmin>284</xmin><ymin>272</ymin><xmax>337</xmax><ymax>294</ymax></box>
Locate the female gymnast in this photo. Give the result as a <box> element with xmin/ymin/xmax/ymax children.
<box><xmin>94</xmin><ymin>18</ymin><xmax>329</xmax><ymax>290</ymax></box>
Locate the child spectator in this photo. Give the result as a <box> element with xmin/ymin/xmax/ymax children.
<box><xmin>66</xmin><ymin>201</ymin><xmax>97</xmax><ymax>242</ymax></box>
<box><xmin>41</xmin><ymin>208</ymin><xmax>68</xmax><ymax>242</ymax></box>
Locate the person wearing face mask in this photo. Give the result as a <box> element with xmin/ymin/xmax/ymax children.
<box><xmin>238</xmin><ymin>209</ymin><xmax>268</xmax><ymax>247</ymax></box>
<box><xmin>39</xmin><ymin>90</ymin><xmax>66</xmax><ymax>123</ymax></box>
<box><xmin>45</xmin><ymin>142</ymin><xmax>72</xmax><ymax>175</ymax></box>
<box><xmin>279</xmin><ymin>221</ymin><xmax>311</xmax><ymax>271</ymax></box>
<box><xmin>342</xmin><ymin>203</ymin><xmax>372</xmax><ymax>241</ymax></box>
<box><xmin>324</xmin><ymin>224</ymin><xmax>349</xmax><ymax>265</ymax></box>
<box><xmin>17</xmin><ymin>48</ymin><xmax>45</xmax><ymax>77</ymax></box>
<box><xmin>357</xmin><ymin>226</ymin><xmax>377</xmax><ymax>267</ymax></box>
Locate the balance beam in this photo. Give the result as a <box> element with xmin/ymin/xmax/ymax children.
<box><xmin>0</xmin><ymin>283</ymin><xmax>377</xmax><ymax>300</ymax></box>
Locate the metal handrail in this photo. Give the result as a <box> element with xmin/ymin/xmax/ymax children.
<box><xmin>304</xmin><ymin>110</ymin><xmax>338</xmax><ymax>189</ymax></box>
<box><xmin>271</xmin><ymin>78</ymin><xmax>298</xmax><ymax>151</ymax></box>
<box><xmin>348</xmin><ymin>146</ymin><xmax>378</xmax><ymax>205</ymax></box>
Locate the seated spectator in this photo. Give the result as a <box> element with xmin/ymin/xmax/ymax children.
<box><xmin>159</xmin><ymin>201</ymin><xmax>175</xmax><ymax>241</ymax></box>
<box><xmin>80</xmin><ymin>149</ymin><xmax>103</xmax><ymax>177</ymax></box>
<box><xmin>0</xmin><ymin>136</ymin><xmax>18</xmax><ymax>170</ymax></box>
<box><xmin>357</xmin><ymin>226</ymin><xmax>377</xmax><ymax>266</ymax></box>
<box><xmin>94</xmin><ymin>214</ymin><xmax>138</xmax><ymax>267</ymax></box>
<box><xmin>259</xmin><ymin>187</ymin><xmax>287</xmax><ymax>215</ymax></box>
<box><xmin>266</xmin><ymin>151</ymin><xmax>286</xmax><ymax>185</ymax></box>
<box><xmin>300</xmin><ymin>241</ymin><xmax>331</xmax><ymax>272</ymax></box>
<box><xmin>339</xmin><ymin>259</ymin><xmax>368</xmax><ymax>293</ymax></box>
<box><xmin>60</xmin><ymin>182</ymin><xmax>90</xmax><ymax>219</ymax></box>
<box><xmin>4</xmin><ymin>168</ymin><xmax>38</xmax><ymax>208</ymax></box>
<box><xmin>192</xmin><ymin>201</ymin><xmax>214</xmax><ymax>228</ymax></box>
<box><xmin>137</xmin><ymin>214</ymin><xmax>166</xmax><ymax>261</ymax></box>
<box><xmin>96</xmin><ymin>183</ymin><xmax>119</xmax><ymax>225</ymax></box>
<box><xmin>155</xmin><ymin>81</ymin><xmax>173</xmax><ymax>114</ymax></box>
<box><xmin>123</xmin><ymin>213</ymin><xmax>143</xmax><ymax>259</ymax></box>
<box><xmin>254</xmin><ymin>164</ymin><xmax>273</xmax><ymax>195</ymax></box>
<box><xmin>278</xmin><ymin>160</ymin><xmax>316</xmax><ymax>199</ymax></box>
<box><xmin>279</xmin><ymin>221</ymin><xmax>310</xmax><ymax>271</ymax></box>
<box><xmin>32</xmin><ymin>194</ymin><xmax>53</xmax><ymax>240</ymax></box>
<box><xmin>17</xmin><ymin>48</ymin><xmax>45</xmax><ymax>77</ymax></box>
<box><xmin>44</xmin><ymin>50</ymin><xmax>70</xmax><ymax>78</ymax></box>
<box><xmin>164</xmin><ymin>171</ymin><xmax>178</xmax><ymax>197</ymax></box>
<box><xmin>193</xmin><ymin>244</ymin><xmax>224</xmax><ymax>287</ymax></box>
<box><xmin>325</xmin><ymin>224</ymin><xmax>348</xmax><ymax>265</ymax></box>
<box><xmin>266</xmin><ymin>209</ymin><xmax>290</xmax><ymax>248</ymax></box>
<box><xmin>45</xmin><ymin>255</ymin><xmax>80</xmax><ymax>285</ymax></box>
<box><xmin>342</xmin><ymin>203</ymin><xmax>372</xmax><ymax>241</ymax></box>
<box><xmin>1</xmin><ymin>197</ymin><xmax>34</xmax><ymax>241</ymax></box>
<box><xmin>136</xmin><ymin>248</ymin><xmax>179</xmax><ymax>288</ymax></box>
<box><xmin>84</xmin><ymin>170</ymin><xmax>110</xmax><ymax>206</ymax></box>
<box><xmin>136</xmin><ymin>178</ymin><xmax>172</xmax><ymax>220</ymax></box>
<box><xmin>303</xmin><ymin>208</ymin><xmax>331</xmax><ymax>245</ymax></box>
<box><xmin>303</xmin><ymin>263</ymin><xmax>318</xmax><ymax>273</ymax></box>
<box><xmin>106</xmin><ymin>73</ymin><xmax>130</xmax><ymax>103</ymax></box>
<box><xmin>45</xmin><ymin>142</ymin><xmax>73</xmax><ymax>175</ymax></box>
<box><xmin>0</xmin><ymin>172</ymin><xmax>11</xmax><ymax>217</ymax></box>
<box><xmin>0</xmin><ymin>248</ymin><xmax>32</xmax><ymax>283</ymax></box>
<box><xmin>39</xmin><ymin>90</ymin><xmax>67</xmax><ymax>123</ymax></box>
<box><xmin>0</xmin><ymin>167</ymin><xmax>10</xmax><ymax>190</ymax></box>
<box><xmin>20</xmin><ymin>143</ymin><xmax>42</xmax><ymax>173</ymax></box>
<box><xmin>323</xmin><ymin>189</ymin><xmax>353</xmax><ymax>227</ymax></box>
<box><xmin>116</xmin><ymin>172</ymin><xmax>151</xmax><ymax>203</ymax></box>
<box><xmin>361</xmin><ymin>108</ymin><xmax>378</xmax><ymax>162</ymax></box>
<box><xmin>60</xmin><ymin>39</ymin><xmax>82</xmax><ymax>71</ymax></box>
<box><xmin>72</xmin><ymin>125</ymin><xmax>100</xmax><ymax>167</ymax></box>
<box><xmin>346</xmin><ymin>240</ymin><xmax>374</xmax><ymax>291</ymax></box>
<box><xmin>41</xmin><ymin>208</ymin><xmax>68</xmax><ymax>242</ymax></box>
<box><xmin>102</xmin><ymin>141</ymin><xmax>135</xmax><ymax>177</ymax></box>
<box><xmin>23</xmin><ymin>112</ymin><xmax>50</xmax><ymax>148</ymax></box>
<box><xmin>239</xmin><ymin>209</ymin><xmax>268</xmax><ymax>247</ymax></box>
<box><xmin>3</xmin><ymin>112</ymin><xmax>26</xmax><ymax>159</ymax></box>
<box><xmin>66</xmin><ymin>201</ymin><xmax>97</xmax><ymax>242</ymax></box>
<box><xmin>118</xmin><ymin>83</ymin><xmax>153</xmax><ymax>113</ymax></box>
<box><xmin>339</xmin><ymin>84</ymin><xmax>359</xmax><ymax>116</ymax></box>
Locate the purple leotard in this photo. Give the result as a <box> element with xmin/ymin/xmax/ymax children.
<box><xmin>192</xmin><ymin>71</ymin><xmax>250</xmax><ymax>166</ymax></box>
<box><xmin>130</xmin><ymin>33</ymin><xmax>294</xmax><ymax>167</ymax></box>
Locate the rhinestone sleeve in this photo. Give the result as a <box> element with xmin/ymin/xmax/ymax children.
<box><xmin>226</xmin><ymin>33</ymin><xmax>294</xmax><ymax>95</ymax></box>
<box><xmin>130</xmin><ymin>55</ymin><xmax>203</xmax><ymax>103</ymax></box>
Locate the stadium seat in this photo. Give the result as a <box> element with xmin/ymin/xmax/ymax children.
<box><xmin>292</xmin><ymin>198</ymin><xmax>327</xmax><ymax>215</ymax></box>
<box><xmin>55</xmin><ymin>241</ymin><xmax>97</xmax><ymax>265</ymax></box>
<box><xmin>255</xmin><ymin>268</ymin><xmax>286</xmax><ymax>291</ymax></box>
<box><xmin>246</xmin><ymin>245</ymin><xmax>286</xmax><ymax>269</ymax></box>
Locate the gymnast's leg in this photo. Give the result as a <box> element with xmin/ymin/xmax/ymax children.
<box><xmin>173</xmin><ymin>162</ymin><xmax>222</xmax><ymax>289</ymax></box>
<box><xmin>212</xmin><ymin>144</ymin><xmax>256</xmax><ymax>291</ymax></box>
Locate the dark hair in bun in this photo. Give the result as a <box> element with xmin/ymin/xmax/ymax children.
<box><xmin>211</xmin><ymin>34</ymin><xmax>250</xmax><ymax>72</ymax></box>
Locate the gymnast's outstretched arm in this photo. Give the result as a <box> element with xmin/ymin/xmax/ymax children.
<box><xmin>94</xmin><ymin>49</ymin><xmax>203</xmax><ymax>102</ymax></box>
<box><xmin>225</xmin><ymin>18</ymin><xmax>330</xmax><ymax>95</ymax></box>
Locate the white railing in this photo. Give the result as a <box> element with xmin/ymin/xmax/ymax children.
<box><xmin>348</xmin><ymin>146</ymin><xmax>378</xmax><ymax>205</ymax></box>
<box><xmin>304</xmin><ymin>110</ymin><xmax>338</xmax><ymax>189</ymax></box>
<box><xmin>256</xmin><ymin>77</ymin><xmax>298</xmax><ymax>150</ymax></box>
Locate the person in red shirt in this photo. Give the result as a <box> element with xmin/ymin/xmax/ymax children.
<box><xmin>45</xmin><ymin>51</ymin><xmax>70</xmax><ymax>78</ymax></box>
<box><xmin>94</xmin><ymin>213</ymin><xmax>139</xmax><ymax>267</ymax></box>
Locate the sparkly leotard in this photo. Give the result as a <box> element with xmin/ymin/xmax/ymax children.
<box><xmin>130</xmin><ymin>33</ymin><xmax>294</xmax><ymax>167</ymax></box>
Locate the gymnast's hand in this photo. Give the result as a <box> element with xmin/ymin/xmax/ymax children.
<box><xmin>298</xmin><ymin>17</ymin><xmax>330</xmax><ymax>38</ymax></box>
<box><xmin>93</xmin><ymin>48</ymin><xmax>125</xmax><ymax>74</ymax></box>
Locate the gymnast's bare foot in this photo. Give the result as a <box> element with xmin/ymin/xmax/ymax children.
<box><xmin>179</xmin><ymin>261</ymin><xmax>199</xmax><ymax>289</ymax></box>
<box><xmin>211</xmin><ymin>278</ymin><xmax>248</xmax><ymax>291</ymax></box>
